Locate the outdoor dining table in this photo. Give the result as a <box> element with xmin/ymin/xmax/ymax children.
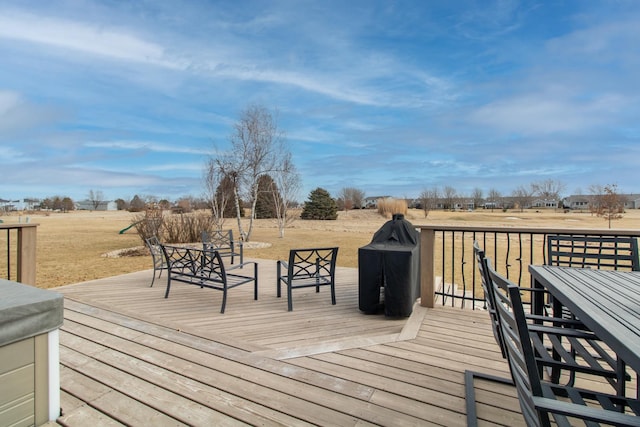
<box><xmin>529</xmin><ymin>265</ymin><xmax>640</xmax><ymax>398</ymax></box>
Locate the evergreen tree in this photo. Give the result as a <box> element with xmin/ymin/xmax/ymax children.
<box><xmin>254</xmin><ymin>174</ymin><xmax>282</xmax><ymax>219</ymax></box>
<box><xmin>216</xmin><ymin>175</ymin><xmax>244</xmax><ymax>218</ymax></box>
<box><xmin>301</xmin><ymin>188</ymin><xmax>338</xmax><ymax>220</ymax></box>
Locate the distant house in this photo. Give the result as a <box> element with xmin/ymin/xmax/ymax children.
<box><xmin>623</xmin><ymin>194</ymin><xmax>640</xmax><ymax>209</ymax></box>
<box><xmin>455</xmin><ymin>199</ymin><xmax>475</xmax><ymax>211</ymax></box>
<box><xmin>531</xmin><ymin>198</ymin><xmax>559</xmax><ymax>209</ymax></box>
<box><xmin>23</xmin><ymin>198</ymin><xmax>40</xmax><ymax>210</ymax></box>
<box><xmin>76</xmin><ymin>200</ymin><xmax>117</xmax><ymax>211</ymax></box>
<box><xmin>563</xmin><ymin>195</ymin><xmax>591</xmax><ymax>210</ymax></box>
<box><xmin>0</xmin><ymin>198</ymin><xmax>14</xmax><ymax>212</ymax></box>
<box><xmin>363</xmin><ymin>196</ymin><xmax>391</xmax><ymax>209</ymax></box>
<box><xmin>562</xmin><ymin>193</ymin><xmax>640</xmax><ymax>210</ymax></box>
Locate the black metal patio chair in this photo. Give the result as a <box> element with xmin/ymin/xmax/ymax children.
<box><xmin>466</xmin><ymin>242</ymin><xmax>630</xmax><ymax>426</ymax></box>
<box><xmin>145</xmin><ymin>235</ymin><xmax>168</xmax><ymax>287</ymax></box>
<box><xmin>489</xmin><ymin>265</ymin><xmax>640</xmax><ymax>427</ymax></box>
<box><xmin>202</xmin><ymin>229</ymin><xmax>244</xmax><ymax>265</ymax></box>
<box><xmin>277</xmin><ymin>247</ymin><xmax>338</xmax><ymax>311</ymax></box>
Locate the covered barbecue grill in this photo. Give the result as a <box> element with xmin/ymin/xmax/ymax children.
<box><xmin>358</xmin><ymin>214</ymin><xmax>420</xmax><ymax>317</ymax></box>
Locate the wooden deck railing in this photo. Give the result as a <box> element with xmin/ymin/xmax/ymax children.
<box><xmin>0</xmin><ymin>223</ymin><xmax>38</xmax><ymax>285</ymax></box>
<box><xmin>418</xmin><ymin>225</ymin><xmax>640</xmax><ymax>309</ymax></box>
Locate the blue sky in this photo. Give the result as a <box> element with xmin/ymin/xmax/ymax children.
<box><xmin>1</xmin><ymin>1</ymin><xmax>639</xmax><ymax>203</ymax></box>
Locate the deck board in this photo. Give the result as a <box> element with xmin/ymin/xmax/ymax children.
<box><xmin>53</xmin><ymin>259</ymin><xmax>528</xmax><ymax>426</ymax></box>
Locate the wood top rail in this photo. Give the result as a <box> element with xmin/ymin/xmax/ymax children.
<box><xmin>415</xmin><ymin>224</ymin><xmax>640</xmax><ymax>308</ymax></box>
<box><xmin>1</xmin><ymin>223</ymin><xmax>38</xmax><ymax>285</ymax></box>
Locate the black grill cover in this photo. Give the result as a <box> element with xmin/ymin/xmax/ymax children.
<box><xmin>358</xmin><ymin>214</ymin><xmax>420</xmax><ymax>317</ymax></box>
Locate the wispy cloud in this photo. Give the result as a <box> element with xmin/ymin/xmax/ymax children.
<box><xmin>0</xmin><ymin>10</ymin><xmax>182</xmax><ymax>68</ymax></box>
<box><xmin>85</xmin><ymin>141</ymin><xmax>210</xmax><ymax>156</ymax></box>
<box><xmin>0</xmin><ymin>90</ymin><xmax>64</xmax><ymax>135</ymax></box>
<box><xmin>469</xmin><ymin>91</ymin><xmax>628</xmax><ymax>135</ymax></box>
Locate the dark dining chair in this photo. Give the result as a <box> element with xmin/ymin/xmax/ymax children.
<box><xmin>277</xmin><ymin>247</ymin><xmax>338</xmax><ymax>311</ymax></box>
<box><xmin>473</xmin><ymin>242</ymin><xmax>587</xmax><ymax>356</ymax></box>
<box><xmin>547</xmin><ymin>234</ymin><xmax>640</xmax><ymax>271</ymax></box>
<box><xmin>467</xmin><ymin>242</ymin><xmax>626</xmax><ymax>426</ymax></box>
<box><xmin>490</xmin><ymin>263</ymin><xmax>624</xmax><ymax>385</ymax></box>
<box><xmin>488</xmin><ymin>265</ymin><xmax>640</xmax><ymax>427</ymax></box>
<box><xmin>465</xmin><ymin>242</ymin><xmax>515</xmax><ymax>426</ymax></box>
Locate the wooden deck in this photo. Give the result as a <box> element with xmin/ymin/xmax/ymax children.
<box><xmin>50</xmin><ymin>259</ymin><xmax>524</xmax><ymax>426</ymax></box>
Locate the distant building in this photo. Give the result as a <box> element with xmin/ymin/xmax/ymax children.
<box><xmin>531</xmin><ymin>198</ymin><xmax>559</xmax><ymax>209</ymax></box>
<box><xmin>23</xmin><ymin>198</ymin><xmax>40</xmax><ymax>210</ymax></box>
<box><xmin>562</xmin><ymin>195</ymin><xmax>591</xmax><ymax>210</ymax></box>
<box><xmin>363</xmin><ymin>196</ymin><xmax>391</xmax><ymax>209</ymax></box>
<box><xmin>76</xmin><ymin>200</ymin><xmax>117</xmax><ymax>211</ymax></box>
<box><xmin>562</xmin><ymin>193</ymin><xmax>640</xmax><ymax>210</ymax></box>
<box><xmin>0</xmin><ymin>198</ymin><xmax>20</xmax><ymax>211</ymax></box>
<box><xmin>623</xmin><ymin>194</ymin><xmax>640</xmax><ymax>209</ymax></box>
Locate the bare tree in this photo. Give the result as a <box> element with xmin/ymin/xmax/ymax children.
<box><xmin>339</xmin><ymin>187</ymin><xmax>366</xmax><ymax>212</ymax></box>
<box><xmin>203</xmin><ymin>158</ymin><xmax>227</xmax><ymax>230</ymax></box>
<box><xmin>272</xmin><ymin>152</ymin><xmax>301</xmax><ymax>237</ymax></box>
<box><xmin>62</xmin><ymin>197</ymin><xmax>75</xmax><ymax>212</ymax></box>
<box><xmin>471</xmin><ymin>187</ymin><xmax>483</xmax><ymax>211</ymax></box>
<box><xmin>532</xmin><ymin>179</ymin><xmax>565</xmax><ymax>210</ymax></box>
<box><xmin>351</xmin><ymin>188</ymin><xmax>365</xmax><ymax>209</ymax></box>
<box><xmin>511</xmin><ymin>185</ymin><xmax>534</xmax><ymax>212</ymax></box>
<box><xmin>487</xmin><ymin>188</ymin><xmax>501</xmax><ymax>211</ymax></box>
<box><xmin>598</xmin><ymin>184</ymin><xmax>625</xmax><ymax>229</ymax></box>
<box><xmin>216</xmin><ymin>104</ymin><xmax>287</xmax><ymax>242</ymax></box>
<box><xmin>442</xmin><ymin>186</ymin><xmax>457</xmax><ymax>211</ymax></box>
<box><xmin>588</xmin><ymin>184</ymin><xmax>604</xmax><ymax>216</ymax></box>
<box><xmin>88</xmin><ymin>189</ymin><xmax>104</xmax><ymax>211</ymax></box>
<box><xmin>418</xmin><ymin>187</ymin><xmax>439</xmax><ymax>218</ymax></box>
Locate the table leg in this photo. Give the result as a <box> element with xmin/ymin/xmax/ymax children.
<box><xmin>532</xmin><ymin>277</ymin><xmax>545</xmax><ymax>319</ymax></box>
<box><xmin>616</xmin><ymin>358</ymin><xmax>627</xmax><ymax>399</ymax></box>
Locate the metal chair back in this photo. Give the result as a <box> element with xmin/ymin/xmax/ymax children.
<box><xmin>473</xmin><ymin>241</ymin><xmax>506</xmax><ymax>358</ymax></box>
<box><xmin>547</xmin><ymin>235</ymin><xmax>640</xmax><ymax>271</ymax></box>
<box><xmin>145</xmin><ymin>235</ymin><xmax>168</xmax><ymax>287</ymax></box>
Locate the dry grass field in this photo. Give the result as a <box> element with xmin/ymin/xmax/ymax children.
<box><xmin>1</xmin><ymin>207</ymin><xmax>639</xmax><ymax>289</ymax></box>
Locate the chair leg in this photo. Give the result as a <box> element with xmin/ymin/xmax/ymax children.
<box><xmin>220</xmin><ymin>289</ymin><xmax>227</xmax><ymax>314</ymax></box>
<box><xmin>287</xmin><ymin>284</ymin><xmax>293</xmax><ymax>311</ymax></box>
<box><xmin>464</xmin><ymin>370</ymin><xmax>513</xmax><ymax>427</ymax></box>
<box><xmin>330</xmin><ymin>282</ymin><xmax>336</xmax><ymax>305</ymax></box>
<box><xmin>164</xmin><ymin>277</ymin><xmax>171</xmax><ymax>298</ymax></box>
<box><xmin>276</xmin><ymin>261</ymin><xmax>282</xmax><ymax>298</ymax></box>
<box><xmin>253</xmin><ymin>263</ymin><xmax>258</xmax><ymax>301</ymax></box>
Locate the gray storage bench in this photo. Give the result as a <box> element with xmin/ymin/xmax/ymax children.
<box><xmin>0</xmin><ymin>279</ymin><xmax>63</xmax><ymax>426</ymax></box>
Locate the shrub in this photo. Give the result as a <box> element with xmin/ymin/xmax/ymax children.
<box><xmin>377</xmin><ymin>198</ymin><xmax>408</xmax><ymax>218</ymax></box>
<box><xmin>162</xmin><ymin>211</ymin><xmax>214</xmax><ymax>243</ymax></box>
<box><xmin>132</xmin><ymin>211</ymin><xmax>214</xmax><ymax>244</ymax></box>
<box><xmin>132</xmin><ymin>212</ymin><xmax>163</xmax><ymax>242</ymax></box>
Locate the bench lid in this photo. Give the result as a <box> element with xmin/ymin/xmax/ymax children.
<box><xmin>0</xmin><ymin>279</ymin><xmax>63</xmax><ymax>346</ymax></box>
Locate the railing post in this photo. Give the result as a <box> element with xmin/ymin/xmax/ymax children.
<box><xmin>420</xmin><ymin>227</ymin><xmax>435</xmax><ymax>308</ymax></box>
<box><xmin>16</xmin><ymin>224</ymin><xmax>38</xmax><ymax>285</ymax></box>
